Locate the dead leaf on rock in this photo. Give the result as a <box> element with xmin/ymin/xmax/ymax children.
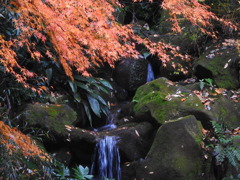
<box><xmin>135</xmin><ymin>130</ymin><xmax>140</xmax><ymax>137</ymax></box>
<box><xmin>181</xmin><ymin>98</ymin><xmax>186</xmax><ymax>102</ymax></box>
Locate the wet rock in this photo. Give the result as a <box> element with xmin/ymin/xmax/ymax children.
<box><xmin>109</xmin><ymin>121</ymin><xmax>155</xmax><ymax>162</ymax></box>
<box><xmin>68</xmin><ymin>121</ymin><xmax>155</xmax><ymax>165</ymax></box>
<box><xmin>113</xmin><ymin>57</ymin><xmax>148</xmax><ymax>92</ymax></box>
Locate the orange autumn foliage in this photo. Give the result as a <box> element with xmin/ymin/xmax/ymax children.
<box><xmin>0</xmin><ymin>121</ymin><xmax>50</xmax><ymax>160</ymax></box>
<box><xmin>0</xmin><ymin>0</ymin><xmax>238</xmax><ymax>90</ymax></box>
<box><xmin>0</xmin><ymin>0</ymin><xmax>184</xmax><ymax>89</ymax></box>
<box><xmin>161</xmin><ymin>0</ymin><xmax>238</xmax><ymax>36</ymax></box>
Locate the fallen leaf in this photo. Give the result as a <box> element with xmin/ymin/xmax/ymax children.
<box><xmin>224</xmin><ymin>63</ymin><xmax>228</xmax><ymax>69</ymax></box>
<box><xmin>215</xmin><ymin>88</ymin><xmax>226</xmax><ymax>94</ymax></box>
<box><xmin>167</xmin><ymin>80</ymin><xmax>175</xmax><ymax>86</ymax></box>
<box><xmin>135</xmin><ymin>130</ymin><xmax>140</xmax><ymax>137</ymax></box>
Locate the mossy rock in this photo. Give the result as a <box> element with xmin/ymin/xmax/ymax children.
<box><xmin>194</xmin><ymin>39</ymin><xmax>240</xmax><ymax>89</ymax></box>
<box><xmin>211</xmin><ymin>96</ymin><xmax>240</xmax><ymax>129</ymax></box>
<box><xmin>133</xmin><ymin>77</ymin><xmax>212</xmax><ymax>127</ymax></box>
<box><xmin>20</xmin><ymin>103</ymin><xmax>77</xmax><ymax>139</ymax></box>
<box><xmin>128</xmin><ymin>115</ymin><xmax>213</xmax><ymax>180</ymax></box>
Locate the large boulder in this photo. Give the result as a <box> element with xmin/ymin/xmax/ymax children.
<box><xmin>194</xmin><ymin>39</ymin><xmax>240</xmax><ymax>89</ymax></box>
<box><xmin>133</xmin><ymin>77</ymin><xmax>212</xmax><ymax>128</ymax></box>
<box><xmin>211</xmin><ymin>96</ymin><xmax>240</xmax><ymax>129</ymax></box>
<box><xmin>122</xmin><ymin>115</ymin><xmax>213</xmax><ymax>180</ymax></box>
<box><xmin>113</xmin><ymin>57</ymin><xmax>148</xmax><ymax>92</ymax></box>
<box><xmin>68</xmin><ymin>121</ymin><xmax>155</xmax><ymax>165</ymax></box>
<box><xmin>17</xmin><ymin>103</ymin><xmax>77</xmax><ymax>141</ymax></box>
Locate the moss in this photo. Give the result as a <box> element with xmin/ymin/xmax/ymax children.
<box><xmin>197</xmin><ymin>47</ymin><xmax>239</xmax><ymax>89</ymax></box>
<box><xmin>133</xmin><ymin>79</ymin><xmax>205</xmax><ymax>124</ymax></box>
<box><xmin>23</xmin><ymin>104</ymin><xmax>77</xmax><ymax>135</ymax></box>
<box><xmin>174</xmin><ymin>154</ymin><xmax>201</xmax><ymax>180</ymax></box>
<box><xmin>46</xmin><ymin>105</ymin><xmax>59</xmax><ymax>117</ymax></box>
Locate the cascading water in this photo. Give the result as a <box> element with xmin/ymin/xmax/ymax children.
<box><xmin>91</xmin><ymin>136</ymin><xmax>121</xmax><ymax>180</ymax></box>
<box><xmin>146</xmin><ymin>63</ymin><xmax>155</xmax><ymax>82</ymax></box>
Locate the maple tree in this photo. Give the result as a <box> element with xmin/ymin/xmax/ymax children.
<box><xmin>0</xmin><ymin>0</ymin><xmax>239</xmax><ymax>177</ymax></box>
<box><xmin>0</xmin><ymin>0</ymin><xmax>238</xmax><ymax>94</ymax></box>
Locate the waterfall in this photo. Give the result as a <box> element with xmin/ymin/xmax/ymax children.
<box><xmin>91</xmin><ymin>136</ymin><xmax>121</xmax><ymax>180</ymax></box>
<box><xmin>147</xmin><ymin>63</ymin><xmax>155</xmax><ymax>82</ymax></box>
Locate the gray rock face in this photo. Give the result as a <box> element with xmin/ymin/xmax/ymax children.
<box><xmin>113</xmin><ymin>57</ymin><xmax>148</xmax><ymax>92</ymax></box>
<box><xmin>122</xmin><ymin>115</ymin><xmax>212</xmax><ymax>180</ymax></box>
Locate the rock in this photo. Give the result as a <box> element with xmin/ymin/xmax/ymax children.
<box><xmin>17</xmin><ymin>103</ymin><xmax>77</xmax><ymax>141</ymax></box>
<box><xmin>68</xmin><ymin>128</ymin><xmax>99</xmax><ymax>165</ymax></box>
<box><xmin>122</xmin><ymin>115</ymin><xmax>213</xmax><ymax>180</ymax></box>
<box><xmin>109</xmin><ymin>121</ymin><xmax>155</xmax><ymax>162</ymax></box>
<box><xmin>113</xmin><ymin>57</ymin><xmax>148</xmax><ymax>92</ymax></box>
<box><xmin>133</xmin><ymin>77</ymin><xmax>212</xmax><ymax>128</ymax></box>
<box><xmin>133</xmin><ymin>77</ymin><xmax>240</xmax><ymax>129</ymax></box>
<box><xmin>194</xmin><ymin>39</ymin><xmax>240</xmax><ymax>89</ymax></box>
<box><xmin>211</xmin><ymin>96</ymin><xmax>240</xmax><ymax>129</ymax></box>
<box><xmin>52</xmin><ymin>147</ymin><xmax>72</xmax><ymax>166</ymax></box>
<box><xmin>68</xmin><ymin>121</ymin><xmax>155</xmax><ymax>165</ymax></box>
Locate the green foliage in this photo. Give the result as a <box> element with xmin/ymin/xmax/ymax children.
<box><xmin>211</xmin><ymin>120</ymin><xmax>240</xmax><ymax>171</ymax></box>
<box><xmin>68</xmin><ymin>75</ymin><xmax>112</xmax><ymax>126</ymax></box>
<box><xmin>53</xmin><ymin>162</ymin><xmax>93</xmax><ymax>180</ymax></box>
<box><xmin>73</xmin><ymin>165</ymin><xmax>93</xmax><ymax>180</ymax></box>
<box><xmin>54</xmin><ymin>163</ymin><xmax>71</xmax><ymax>180</ymax></box>
<box><xmin>199</xmin><ymin>78</ymin><xmax>213</xmax><ymax>90</ymax></box>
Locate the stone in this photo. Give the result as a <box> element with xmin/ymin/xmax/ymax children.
<box><xmin>17</xmin><ymin>103</ymin><xmax>77</xmax><ymax>141</ymax></box>
<box><xmin>194</xmin><ymin>39</ymin><xmax>240</xmax><ymax>89</ymax></box>
<box><xmin>68</xmin><ymin>121</ymin><xmax>155</xmax><ymax>165</ymax></box>
<box><xmin>113</xmin><ymin>57</ymin><xmax>148</xmax><ymax>92</ymax></box>
<box><xmin>122</xmin><ymin>115</ymin><xmax>213</xmax><ymax>180</ymax></box>
<box><xmin>133</xmin><ymin>77</ymin><xmax>213</xmax><ymax>128</ymax></box>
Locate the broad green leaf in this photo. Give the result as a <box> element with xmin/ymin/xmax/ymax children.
<box><xmin>96</xmin><ymin>95</ymin><xmax>107</xmax><ymax>106</ymax></box>
<box><xmin>75</xmin><ymin>82</ymin><xmax>93</xmax><ymax>94</ymax></box>
<box><xmin>98</xmin><ymin>86</ymin><xmax>109</xmax><ymax>94</ymax></box>
<box><xmin>98</xmin><ymin>79</ymin><xmax>113</xmax><ymax>90</ymax></box>
<box><xmin>205</xmin><ymin>78</ymin><xmax>213</xmax><ymax>86</ymax></box>
<box><xmin>87</xmin><ymin>95</ymin><xmax>101</xmax><ymax>118</ymax></box>
<box><xmin>82</xmin><ymin>101</ymin><xmax>92</xmax><ymax>127</ymax></box>
<box><xmin>68</xmin><ymin>80</ymin><xmax>77</xmax><ymax>93</ymax></box>
<box><xmin>74</xmin><ymin>93</ymin><xmax>81</xmax><ymax>103</ymax></box>
<box><xmin>74</xmin><ymin>75</ymin><xmax>96</xmax><ymax>84</ymax></box>
<box><xmin>101</xmin><ymin>106</ymin><xmax>109</xmax><ymax>116</ymax></box>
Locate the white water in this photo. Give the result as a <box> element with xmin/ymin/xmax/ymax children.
<box><xmin>147</xmin><ymin>63</ymin><xmax>155</xmax><ymax>82</ymax></box>
<box><xmin>91</xmin><ymin>136</ymin><xmax>121</xmax><ymax>180</ymax></box>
